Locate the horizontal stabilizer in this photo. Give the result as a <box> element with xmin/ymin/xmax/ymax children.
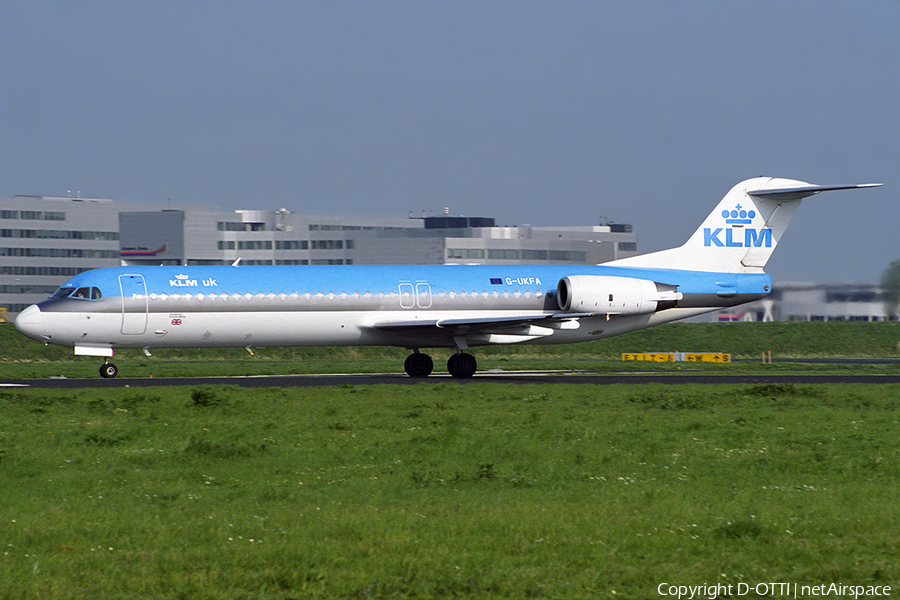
<box><xmin>748</xmin><ymin>183</ymin><xmax>883</xmax><ymax>202</ymax></box>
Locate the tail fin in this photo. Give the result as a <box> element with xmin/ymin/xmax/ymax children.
<box><xmin>610</xmin><ymin>177</ymin><xmax>882</xmax><ymax>273</ymax></box>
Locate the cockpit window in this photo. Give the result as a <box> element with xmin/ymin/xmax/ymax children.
<box><xmin>52</xmin><ymin>286</ymin><xmax>102</xmax><ymax>300</ymax></box>
<box><xmin>72</xmin><ymin>287</ymin><xmax>102</xmax><ymax>300</ymax></box>
<box><xmin>51</xmin><ymin>287</ymin><xmax>75</xmax><ymax>299</ymax></box>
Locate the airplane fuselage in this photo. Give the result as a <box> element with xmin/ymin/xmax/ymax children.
<box><xmin>16</xmin><ymin>263</ymin><xmax>769</xmax><ymax>353</ymax></box>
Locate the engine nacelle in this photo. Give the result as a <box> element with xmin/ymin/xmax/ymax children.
<box><xmin>557</xmin><ymin>275</ymin><xmax>680</xmax><ymax>315</ymax></box>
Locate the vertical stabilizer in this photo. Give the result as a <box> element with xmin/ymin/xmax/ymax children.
<box><xmin>609</xmin><ymin>177</ymin><xmax>882</xmax><ymax>273</ymax></box>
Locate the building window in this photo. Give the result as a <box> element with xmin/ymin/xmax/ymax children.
<box><xmin>1</xmin><ymin>229</ymin><xmax>116</xmax><ymax>240</ymax></box>
<box><xmin>0</xmin><ymin>284</ymin><xmax>60</xmax><ymax>295</ymax></box>
<box><xmin>549</xmin><ymin>250</ymin><xmax>586</xmax><ymax>262</ymax></box>
<box><xmin>9</xmin><ymin>210</ymin><xmax>66</xmax><ymax>221</ymax></box>
<box><xmin>0</xmin><ymin>247</ymin><xmax>119</xmax><ymax>258</ymax></box>
<box><xmin>311</xmin><ymin>240</ymin><xmax>344</xmax><ymax>250</ymax></box>
<box><xmin>218</xmin><ymin>222</ymin><xmax>246</xmax><ymax>232</ymax></box>
<box><xmin>447</xmin><ymin>249</ymin><xmax>485</xmax><ymax>259</ymax></box>
<box><xmin>521</xmin><ymin>250</ymin><xmax>548</xmax><ymax>260</ymax></box>
<box><xmin>275</xmin><ymin>240</ymin><xmax>310</xmax><ymax>250</ymax></box>
<box><xmin>1</xmin><ymin>266</ymin><xmax>89</xmax><ymax>276</ymax></box>
<box><xmin>237</xmin><ymin>240</ymin><xmax>273</xmax><ymax>250</ymax></box>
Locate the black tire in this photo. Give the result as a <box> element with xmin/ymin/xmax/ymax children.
<box><xmin>404</xmin><ymin>353</ymin><xmax>433</xmax><ymax>378</ymax></box>
<box><xmin>99</xmin><ymin>363</ymin><xmax>118</xmax><ymax>379</ymax></box>
<box><xmin>447</xmin><ymin>353</ymin><xmax>477</xmax><ymax>378</ymax></box>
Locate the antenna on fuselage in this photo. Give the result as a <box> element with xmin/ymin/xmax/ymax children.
<box><xmin>232</xmin><ymin>258</ymin><xmax>241</xmax><ymax>266</ymax></box>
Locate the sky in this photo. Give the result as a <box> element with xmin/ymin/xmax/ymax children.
<box><xmin>1</xmin><ymin>1</ymin><xmax>897</xmax><ymax>284</ymax></box>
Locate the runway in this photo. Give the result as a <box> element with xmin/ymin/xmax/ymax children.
<box><xmin>4</xmin><ymin>370</ymin><xmax>900</xmax><ymax>389</ymax></box>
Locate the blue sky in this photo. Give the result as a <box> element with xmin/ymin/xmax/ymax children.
<box><xmin>2</xmin><ymin>1</ymin><xmax>897</xmax><ymax>284</ymax></box>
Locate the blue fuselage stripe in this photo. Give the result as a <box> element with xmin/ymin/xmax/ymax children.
<box><xmin>51</xmin><ymin>264</ymin><xmax>771</xmax><ymax>298</ymax></box>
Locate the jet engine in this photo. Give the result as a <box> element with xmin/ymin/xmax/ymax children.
<box><xmin>557</xmin><ymin>275</ymin><xmax>681</xmax><ymax>314</ymax></box>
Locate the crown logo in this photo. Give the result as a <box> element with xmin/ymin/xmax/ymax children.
<box><xmin>721</xmin><ymin>204</ymin><xmax>755</xmax><ymax>225</ymax></box>
<box><xmin>175</xmin><ymin>274</ymin><xmax>190</xmax><ymax>280</ymax></box>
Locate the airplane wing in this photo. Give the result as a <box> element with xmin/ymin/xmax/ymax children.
<box><xmin>370</xmin><ymin>312</ymin><xmax>599</xmax><ymax>335</ymax></box>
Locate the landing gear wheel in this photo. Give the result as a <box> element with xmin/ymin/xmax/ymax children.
<box><xmin>99</xmin><ymin>362</ymin><xmax>118</xmax><ymax>379</ymax></box>
<box><xmin>447</xmin><ymin>353</ymin><xmax>477</xmax><ymax>379</ymax></box>
<box><xmin>404</xmin><ymin>353</ymin><xmax>433</xmax><ymax>378</ymax></box>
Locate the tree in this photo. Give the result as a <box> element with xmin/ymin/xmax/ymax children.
<box><xmin>880</xmin><ymin>259</ymin><xmax>900</xmax><ymax>319</ymax></box>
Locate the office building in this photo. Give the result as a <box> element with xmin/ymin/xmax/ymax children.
<box><xmin>1</xmin><ymin>195</ymin><xmax>639</xmax><ymax>315</ymax></box>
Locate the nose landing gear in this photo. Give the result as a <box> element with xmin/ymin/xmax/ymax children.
<box><xmin>99</xmin><ymin>359</ymin><xmax>118</xmax><ymax>379</ymax></box>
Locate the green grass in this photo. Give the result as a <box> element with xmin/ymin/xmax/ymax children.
<box><xmin>2</xmin><ymin>321</ymin><xmax>900</xmax><ymax>379</ymax></box>
<box><xmin>1</xmin><ymin>383</ymin><xmax>898</xmax><ymax>598</ymax></box>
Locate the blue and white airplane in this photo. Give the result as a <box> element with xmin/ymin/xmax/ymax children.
<box><xmin>15</xmin><ymin>177</ymin><xmax>881</xmax><ymax>379</ymax></box>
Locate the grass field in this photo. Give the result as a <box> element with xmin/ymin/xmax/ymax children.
<box><xmin>1</xmin><ymin>322</ymin><xmax>899</xmax><ymax>598</ymax></box>
<box><xmin>1</xmin><ymin>381</ymin><xmax>898</xmax><ymax>599</ymax></box>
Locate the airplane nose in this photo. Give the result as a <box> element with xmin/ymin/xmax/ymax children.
<box><xmin>14</xmin><ymin>304</ymin><xmax>45</xmax><ymax>340</ymax></box>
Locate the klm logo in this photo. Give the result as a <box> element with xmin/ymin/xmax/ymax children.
<box><xmin>169</xmin><ymin>274</ymin><xmax>218</xmax><ymax>287</ymax></box>
<box><xmin>703</xmin><ymin>204</ymin><xmax>772</xmax><ymax>248</ymax></box>
<box><xmin>704</xmin><ymin>227</ymin><xmax>772</xmax><ymax>248</ymax></box>
<box><xmin>723</xmin><ymin>205</ymin><xmax>755</xmax><ymax>225</ymax></box>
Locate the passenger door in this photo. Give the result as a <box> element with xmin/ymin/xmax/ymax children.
<box><xmin>118</xmin><ymin>274</ymin><xmax>148</xmax><ymax>335</ymax></box>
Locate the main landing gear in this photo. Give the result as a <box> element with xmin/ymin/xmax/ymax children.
<box><xmin>99</xmin><ymin>359</ymin><xmax>118</xmax><ymax>379</ymax></box>
<box><xmin>404</xmin><ymin>351</ymin><xmax>477</xmax><ymax>379</ymax></box>
<box><xmin>404</xmin><ymin>352</ymin><xmax>433</xmax><ymax>378</ymax></box>
<box><xmin>447</xmin><ymin>352</ymin><xmax>477</xmax><ymax>379</ymax></box>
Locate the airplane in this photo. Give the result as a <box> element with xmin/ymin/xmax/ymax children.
<box><xmin>15</xmin><ymin>177</ymin><xmax>882</xmax><ymax>379</ymax></box>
